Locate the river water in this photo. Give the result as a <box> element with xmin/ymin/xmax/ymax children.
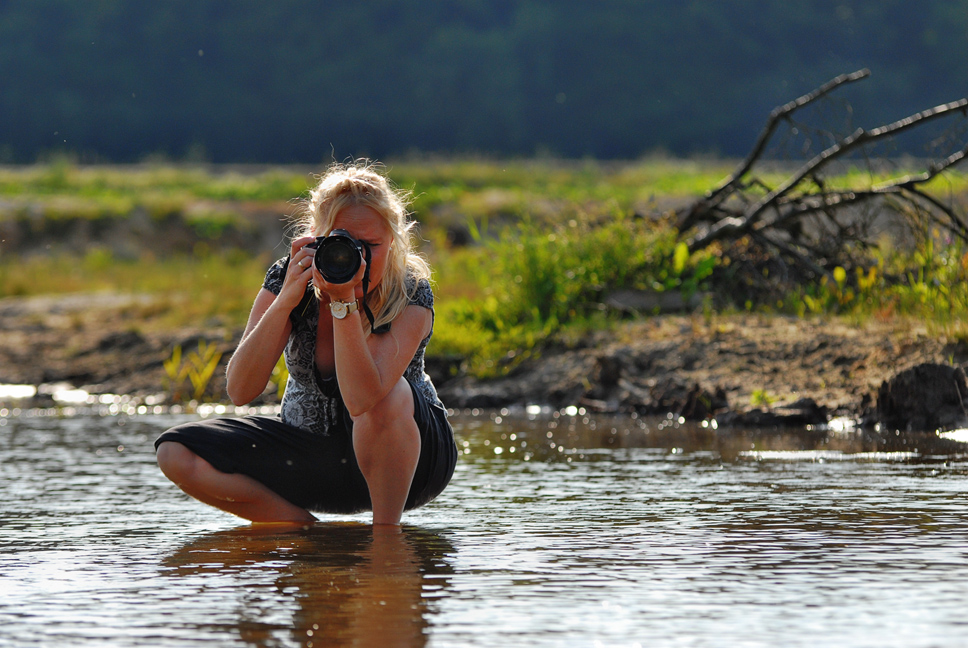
<box><xmin>2</xmin><ymin>405</ymin><xmax>968</xmax><ymax>647</ymax></box>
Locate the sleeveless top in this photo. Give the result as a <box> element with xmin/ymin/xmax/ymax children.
<box><xmin>262</xmin><ymin>257</ymin><xmax>444</xmax><ymax>436</ymax></box>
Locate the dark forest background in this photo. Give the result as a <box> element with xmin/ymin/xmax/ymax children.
<box><xmin>3</xmin><ymin>0</ymin><xmax>967</xmax><ymax>164</ymax></box>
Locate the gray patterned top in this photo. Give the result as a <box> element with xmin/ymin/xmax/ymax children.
<box><xmin>263</xmin><ymin>257</ymin><xmax>443</xmax><ymax>436</ymax></box>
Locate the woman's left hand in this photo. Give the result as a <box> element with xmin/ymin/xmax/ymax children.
<box><xmin>311</xmin><ymin>255</ymin><xmax>368</xmax><ymax>304</ymax></box>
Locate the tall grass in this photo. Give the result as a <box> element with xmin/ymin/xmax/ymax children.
<box><xmin>0</xmin><ymin>249</ymin><xmax>269</xmax><ymax>329</ymax></box>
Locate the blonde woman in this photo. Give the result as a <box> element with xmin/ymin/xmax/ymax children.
<box><xmin>155</xmin><ymin>161</ymin><xmax>457</xmax><ymax>526</ymax></box>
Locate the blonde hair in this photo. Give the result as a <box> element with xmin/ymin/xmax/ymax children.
<box><xmin>295</xmin><ymin>160</ymin><xmax>431</xmax><ymax>333</ymax></box>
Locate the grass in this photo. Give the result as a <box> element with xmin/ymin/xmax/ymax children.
<box><xmin>0</xmin><ymin>250</ymin><xmax>268</xmax><ymax>329</ymax></box>
<box><xmin>3</xmin><ymin>158</ymin><xmax>968</xmax><ymax>379</ymax></box>
<box><xmin>0</xmin><ymin>159</ymin><xmax>313</xmax><ymax>202</ymax></box>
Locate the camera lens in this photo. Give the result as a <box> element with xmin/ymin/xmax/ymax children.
<box><xmin>313</xmin><ymin>231</ymin><xmax>363</xmax><ymax>283</ymax></box>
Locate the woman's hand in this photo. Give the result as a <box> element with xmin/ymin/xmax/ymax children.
<box><xmin>276</xmin><ymin>236</ymin><xmax>318</xmax><ymax>310</ymax></box>
<box><xmin>226</xmin><ymin>236</ymin><xmax>319</xmax><ymax>404</ymax></box>
<box><xmin>311</xmin><ymin>253</ymin><xmax>368</xmax><ymax>304</ymax></box>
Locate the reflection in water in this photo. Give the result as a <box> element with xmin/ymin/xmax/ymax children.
<box><xmin>163</xmin><ymin>524</ymin><xmax>454</xmax><ymax>648</ymax></box>
<box><xmin>454</xmin><ymin>408</ymin><xmax>968</xmax><ymax>463</ymax></box>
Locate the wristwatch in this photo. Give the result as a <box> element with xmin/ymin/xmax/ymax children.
<box><xmin>329</xmin><ymin>299</ymin><xmax>359</xmax><ymax>320</ymax></box>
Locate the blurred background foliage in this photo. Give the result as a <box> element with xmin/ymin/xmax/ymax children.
<box><xmin>4</xmin><ymin>1</ymin><xmax>968</xmax><ymax>381</ymax></box>
<box><xmin>4</xmin><ymin>159</ymin><xmax>968</xmax><ymax>379</ymax></box>
<box><xmin>2</xmin><ymin>0</ymin><xmax>967</xmax><ymax>164</ymax></box>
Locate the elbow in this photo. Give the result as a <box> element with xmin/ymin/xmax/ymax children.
<box><xmin>343</xmin><ymin>383</ymin><xmax>395</xmax><ymax>419</ymax></box>
<box><xmin>226</xmin><ymin>384</ymin><xmax>252</xmax><ymax>407</ymax></box>
<box><xmin>224</xmin><ymin>361</ymin><xmax>265</xmax><ymax>406</ymax></box>
<box><xmin>344</xmin><ymin>395</ymin><xmax>380</xmax><ymax>420</ymax></box>
<box><xmin>344</xmin><ymin>402</ymin><xmax>370</xmax><ymax>419</ymax></box>
<box><xmin>225</xmin><ymin>375</ymin><xmax>259</xmax><ymax>407</ymax></box>
<box><xmin>344</xmin><ymin>378</ymin><xmax>409</xmax><ymax>422</ymax></box>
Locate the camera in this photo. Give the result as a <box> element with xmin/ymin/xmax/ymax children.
<box><xmin>308</xmin><ymin>229</ymin><xmax>366</xmax><ymax>284</ymax></box>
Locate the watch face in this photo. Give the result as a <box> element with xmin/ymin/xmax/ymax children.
<box><xmin>331</xmin><ymin>301</ymin><xmax>348</xmax><ymax>319</ymax></box>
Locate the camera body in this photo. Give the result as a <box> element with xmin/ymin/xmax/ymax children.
<box><xmin>308</xmin><ymin>229</ymin><xmax>366</xmax><ymax>284</ymax></box>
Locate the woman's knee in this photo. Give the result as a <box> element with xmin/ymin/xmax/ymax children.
<box><xmin>352</xmin><ymin>379</ymin><xmax>415</xmax><ymax>432</ymax></box>
<box><xmin>156</xmin><ymin>441</ymin><xmax>199</xmax><ymax>485</ymax></box>
<box><xmin>352</xmin><ymin>381</ymin><xmax>420</xmax><ymax>468</ymax></box>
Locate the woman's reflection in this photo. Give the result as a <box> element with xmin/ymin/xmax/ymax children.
<box><xmin>163</xmin><ymin>523</ymin><xmax>454</xmax><ymax>647</ymax></box>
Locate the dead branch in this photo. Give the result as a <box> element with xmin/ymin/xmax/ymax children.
<box><xmin>680</xmin><ymin>68</ymin><xmax>871</xmax><ymax>232</ymax></box>
<box><xmin>688</xmin><ymin>98</ymin><xmax>968</xmax><ymax>252</ymax></box>
<box><xmin>679</xmin><ymin>69</ymin><xmax>968</xmax><ymax>282</ymax></box>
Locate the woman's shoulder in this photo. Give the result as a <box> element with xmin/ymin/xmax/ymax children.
<box><xmin>405</xmin><ymin>271</ymin><xmax>434</xmax><ymax>309</ymax></box>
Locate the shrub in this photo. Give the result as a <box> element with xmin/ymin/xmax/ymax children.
<box><xmin>431</xmin><ymin>211</ymin><xmax>717</xmax><ymax>375</ymax></box>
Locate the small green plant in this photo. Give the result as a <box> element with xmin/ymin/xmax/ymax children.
<box><xmin>750</xmin><ymin>389</ymin><xmax>776</xmax><ymax>408</ymax></box>
<box><xmin>798</xmin><ymin>265</ymin><xmax>855</xmax><ymax>315</ymax></box>
<box><xmin>269</xmin><ymin>355</ymin><xmax>289</xmax><ymax>399</ymax></box>
<box><xmin>162</xmin><ymin>345</ymin><xmax>191</xmax><ymax>402</ymax></box>
<box><xmin>163</xmin><ymin>340</ymin><xmax>223</xmax><ymax>403</ymax></box>
<box><xmin>187</xmin><ymin>340</ymin><xmax>222</xmax><ymax>401</ymax></box>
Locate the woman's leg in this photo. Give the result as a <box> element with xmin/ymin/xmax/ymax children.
<box><xmin>351</xmin><ymin>378</ymin><xmax>421</xmax><ymax>525</ymax></box>
<box><xmin>156</xmin><ymin>441</ymin><xmax>317</xmax><ymax>523</ymax></box>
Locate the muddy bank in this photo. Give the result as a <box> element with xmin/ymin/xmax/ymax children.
<box><xmin>437</xmin><ymin>316</ymin><xmax>968</xmax><ymax>429</ymax></box>
<box><xmin>2</xmin><ymin>292</ymin><xmax>966</xmax><ymax>430</ymax></box>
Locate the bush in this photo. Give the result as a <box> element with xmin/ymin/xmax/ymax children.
<box><xmin>431</xmin><ymin>211</ymin><xmax>717</xmax><ymax>375</ymax></box>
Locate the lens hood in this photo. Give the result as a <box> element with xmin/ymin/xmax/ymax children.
<box><xmin>312</xmin><ymin>229</ymin><xmax>364</xmax><ymax>284</ymax></box>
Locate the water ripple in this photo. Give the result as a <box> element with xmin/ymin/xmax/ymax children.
<box><xmin>3</xmin><ymin>412</ymin><xmax>968</xmax><ymax>646</ymax></box>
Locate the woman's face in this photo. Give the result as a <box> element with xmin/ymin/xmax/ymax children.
<box><xmin>328</xmin><ymin>204</ymin><xmax>393</xmax><ymax>298</ymax></box>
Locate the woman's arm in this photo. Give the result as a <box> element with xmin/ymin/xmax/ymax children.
<box><xmin>225</xmin><ymin>288</ymin><xmax>292</xmax><ymax>405</ymax></box>
<box><xmin>226</xmin><ymin>236</ymin><xmax>318</xmax><ymax>405</ymax></box>
<box><xmin>332</xmin><ymin>303</ymin><xmax>432</xmax><ymax>417</ymax></box>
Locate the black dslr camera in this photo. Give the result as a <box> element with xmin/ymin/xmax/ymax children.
<box><xmin>307</xmin><ymin>229</ymin><xmax>367</xmax><ymax>284</ymax></box>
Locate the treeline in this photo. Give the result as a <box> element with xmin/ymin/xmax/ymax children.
<box><xmin>2</xmin><ymin>0</ymin><xmax>967</xmax><ymax>163</ymax></box>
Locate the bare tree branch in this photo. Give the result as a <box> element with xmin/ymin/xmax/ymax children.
<box><xmin>679</xmin><ymin>69</ymin><xmax>871</xmax><ymax>231</ymax></box>
<box><xmin>686</xmin><ymin>97</ymin><xmax>968</xmax><ymax>253</ymax></box>
<box><xmin>709</xmin><ymin>69</ymin><xmax>871</xmax><ymax>202</ymax></box>
<box><xmin>750</xmin><ymin>230</ymin><xmax>832</xmax><ymax>280</ymax></box>
<box><xmin>900</xmin><ymin>187</ymin><xmax>968</xmax><ymax>245</ymax></box>
<box><xmin>873</xmin><ymin>143</ymin><xmax>968</xmax><ymax>193</ymax></box>
<box><xmin>672</xmin><ymin>69</ymin><xmax>968</xmax><ymax>300</ymax></box>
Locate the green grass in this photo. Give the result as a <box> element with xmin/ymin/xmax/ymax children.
<box><xmin>0</xmin><ymin>249</ymin><xmax>268</xmax><ymax>329</ymax></box>
<box><xmin>428</xmin><ymin>210</ymin><xmax>717</xmax><ymax>374</ymax></box>
<box><xmin>0</xmin><ymin>160</ymin><xmax>313</xmax><ymax>202</ymax></box>
<box><xmin>3</xmin><ymin>158</ymin><xmax>968</xmax><ymax>378</ymax></box>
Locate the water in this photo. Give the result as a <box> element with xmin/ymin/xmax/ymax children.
<box><xmin>3</xmin><ymin>408</ymin><xmax>968</xmax><ymax>647</ymax></box>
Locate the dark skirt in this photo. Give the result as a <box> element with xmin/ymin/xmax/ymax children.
<box><xmin>154</xmin><ymin>380</ymin><xmax>458</xmax><ymax>515</ymax></box>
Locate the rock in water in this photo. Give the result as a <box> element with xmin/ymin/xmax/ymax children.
<box><xmin>876</xmin><ymin>363</ymin><xmax>968</xmax><ymax>431</ymax></box>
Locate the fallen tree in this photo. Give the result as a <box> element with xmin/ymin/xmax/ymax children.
<box><xmin>678</xmin><ymin>69</ymin><xmax>968</xmax><ymax>286</ymax></box>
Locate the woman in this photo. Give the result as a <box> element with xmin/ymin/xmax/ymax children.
<box><xmin>155</xmin><ymin>161</ymin><xmax>457</xmax><ymax>526</ymax></box>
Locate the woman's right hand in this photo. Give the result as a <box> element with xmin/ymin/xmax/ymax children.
<box><xmin>226</xmin><ymin>237</ymin><xmax>316</xmax><ymax>405</ymax></box>
<box><xmin>276</xmin><ymin>236</ymin><xmax>318</xmax><ymax>310</ymax></box>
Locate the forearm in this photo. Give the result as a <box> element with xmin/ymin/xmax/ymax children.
<box><xmin>226</xmin><ymin>301</ymin><xmax>292</xmax><ymax>405</ymax></box>
<box><xmin>332</xmin><ymin>311</ymin><xmax>390</xmax><ymax>416</ymax></box>
<box><xmin>332</xmin><ymin>304</ymin><xmax>431</xmax><ymax>417</ymax></box>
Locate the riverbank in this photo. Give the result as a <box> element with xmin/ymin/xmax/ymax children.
<box><xmin>438</xmin><ymin>313</ymin><xmax>967</xmax><ymax>428</ymax></box>
<box><xmin>1</xmin><ymin>291</ymin><xmax>964</xmax><ymax>429</ymax></box>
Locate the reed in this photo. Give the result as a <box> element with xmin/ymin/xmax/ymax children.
<box><xmin>163</xmin><ymin>340</ymin><xmax>223</xmax><ymax>404</ymax></box>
